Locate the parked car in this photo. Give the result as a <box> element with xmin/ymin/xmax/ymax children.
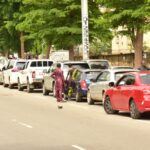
<box><xmin>42</xmin><ymin>61</ymin><xmax>90</xmax><ymax>96</ymax></box>
<box><xmin>86</xmin><ymin>59</ymin><xmax>110</xmax><ymax>70</ymax></box>
<box><xmin>18</xmin><ymin>59</ymin><xmax>53</xmax><ymax>92</ymax></box>
<box><xmin>0</xmin><ymin>57</ymin><xmax>9</xmax><ymax>84</ymax></box>
<box><xmin>104</xmin><ymin>71</ymin><xmax>150</xmax><ymax>119</ymax></box>
<box><xmin>3</xmin><ymin>59</ymin><xmax>26</xmax><ymax>88</ymax></box>
<box><xmin>87</xmin><ymin>68</ymin><xmax>138</xmax><ymax>105</ymax></box>
<box><xmin>63</xmin><ymin>69</ymin><xmax>101</xmax><ymax>102</ymax></box>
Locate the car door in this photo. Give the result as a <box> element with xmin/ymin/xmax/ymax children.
<box><xmin>48</xmin><ymin>64</ymin><xmax>57</xmax><ymax>91</ymax></box>
<box><xmin>3</xmin><ymin>60</ymin><xmax>14</xmax><ymax>84</ymax></box>
<box><xmin>97</xmin><ymin>71</ymin><xmax>111</xmax><ymax>100</ymax></box>
<box><xmin>89</xmin><ymin>72</ymin><xmax>103</xmax><ymax>100</ymax></box>
<box><xmin>20</xmin><ymin>61</ymin><xmax>29</xmax><ymax>84</ymax></box>
<box><xmin>118</xmin><ymin>75</ymin><xmax>135</xmax><ymax>110</ymax></box>
<box><xmin>111</xmin><ymin>76</ymin><xmax>128</xmax><ymax>109</ymax></box>
<box><xmin>91</xmin><ymin>71</ymin><xmax>110</xmax><ymax>100</ymax></box>
<box><xmin>44</xmin><ymin>67</ymin><xmax>53</xmax><ymax>90</ymax></box>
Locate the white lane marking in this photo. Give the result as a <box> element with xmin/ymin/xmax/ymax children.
<box><xmin>72</xmin><ymin>145</ymin><xmax>86</xmax><ymax>150</ymax></box>
<box><xmin>12</xmin><ymin>119</ymin><xmax>33</xmax><ymax>129</ymax></box>
<box><xmin>69</xmin><ymin>104</ymin><xmax>88</xmax><ymax>110</ymax></box>
<box><xmin>18</xmin><ymin>122</ymin><xmax>33</xmax><ymax>128</ymax></box>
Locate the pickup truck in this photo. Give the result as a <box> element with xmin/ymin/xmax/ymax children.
<box><xmin>18</xmin><ymin>59</ymin><xmax>53</xmax><ymax>92</ymax></box>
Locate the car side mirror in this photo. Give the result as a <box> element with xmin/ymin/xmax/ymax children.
<box><xmin>109</xmin><ymin>82</ymin><xmax>115</xmax><ymax>87</ymax></box>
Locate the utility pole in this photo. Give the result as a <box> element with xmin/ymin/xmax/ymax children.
<box><xmin>81</xmin><ymin>0</ymin><xmax>89</xmax><ymax>60</ymax></box>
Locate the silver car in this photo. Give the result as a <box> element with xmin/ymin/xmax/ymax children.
<box><xmin>87</xmin><ymin>68</ymin><xmax>138</xmax><ymax>105</ymax></box>
<box><xmin>42</xmin><ymin>61</ymin><xmax>90</xmax><ymax>96</ymax></box>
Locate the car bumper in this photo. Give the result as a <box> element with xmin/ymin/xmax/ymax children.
<box><xmin>137</xmin><ymin>96</ymin><xmax>150</xmax><ymax>112</ymax></box>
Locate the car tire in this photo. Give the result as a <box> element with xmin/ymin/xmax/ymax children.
<box><xmin>87</xmin><ymin>90</ymin><xmax>94</xmax><ymax>105</ymax></box>
<box><xmin>43</xmin><ymin>83</ymin><xmax>49</xmax><ymax>96</ymax></box>
<box><xmin>104</xmin><ymin>96</ymin><xmax>118</xmax><ymax>114</ymax></box>
<box><xmin>76</xmin><ymin>91</ymin><xmax>82</xmax><ymax>102</ymax></box>
<box><xmin>130</xmin><ymin>100</ymin><xmax>141</xmax><ymax>119</ymax></box>
<box><xmin>18</xmin><ymin>79</ymin><xmax>23</xmax><ymax>91</ymax></box>
<box><xmin>27</xmin><ymin>80</ymin><xmax>33</xmax><ymax>93</ymax></box>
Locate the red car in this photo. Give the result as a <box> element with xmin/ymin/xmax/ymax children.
<box><xmin>104</xmin><ymin>71</ymin><xmax>150</xmax><ymax>119</ymax></box>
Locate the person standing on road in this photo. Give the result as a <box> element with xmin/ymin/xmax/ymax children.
<box><xmin>51</xmin><ymin>63</ymin><xmax>64</xmax><ymax>109</ymax></box>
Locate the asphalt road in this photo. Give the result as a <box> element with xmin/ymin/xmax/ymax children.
<box><xmin>0</xmin><ymin>86</ymin><xmax>150</xmax><ymax>150</ymax></box>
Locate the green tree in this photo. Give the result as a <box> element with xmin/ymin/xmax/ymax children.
<box><xmin>0</xmin><ymin>0</ymin><xmax>20</xmax><ymax>56</ymax></box>
<box><xmin>97</xmin><ymin>0</ymin><xmax>150</xmax><ymax>67</ymax></box>
<box><xmin>17</xmin><ymin>0</ymin><xmax>112</xmax><ymax>59</ymax></box>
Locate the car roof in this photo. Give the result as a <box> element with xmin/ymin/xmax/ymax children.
<box><xmin>128</xmin><ymin>71</ymin><xmax>150</xmax><ymax>75</ymax></box>
<box><xmin>27</xmin><ymin>59</ymin><xmax>53</xmax><ymax>62</ymax></box>
<box><xmin>9</xmin><ymin>59</ymin><xmax>26</xmax><ymax>62</ymax></box>
<box><xmin>78</xmin><ymin>69</ymin><xmax>102</xmax><ymax>72</ymax></box>
<box><xmin>57</xmin><ymin>60</ymin><xmax>87</xmax><ymax>63</ymax></box>
<box><xmin>86</xmin><ymin>59</ymin><xmax>109</xmax><ymax>62</ymax></box>
<box><xmin>101</xmin><ymin>68</ymin><xmax>138</xmax><ymax>72</ymax></box>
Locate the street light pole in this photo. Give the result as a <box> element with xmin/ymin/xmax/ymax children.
<box><xmin>81</xmin><ymin>0</ymin><xmax>89</xmax><ymax>60</ymax></box>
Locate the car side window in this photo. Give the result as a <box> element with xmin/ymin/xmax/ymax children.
<box><xmin>117</xmin><ymin>75</ymin><xmax>135</xmax><ymax>86</ymax></box>
<box><xmin>117</xmin><ymin>76</ymin><xmax>127</xmax><ymax>86</ymax></box>
<box><xmin>31</xmin><ymin>61</ymin><xmax>36</xmax><ymax>67</ymax></box>
<box><xmin>97</xmin><ymin>71</ymin><xmax>110</xmax><ymax>82</ymax></box>
<box><xmin>125</xmin><ymin>75</ymin><xmax>135</xmax><ymax>86</ymax></box>
<box><xmin>43</xmin><ymin>61</ymin><xmax>47</xmax><ymax>67</ymax></box>
<box><xmin>37</xmin><ymin>61</ymin><xmax>42</xmax><ymax>67</ymax></box>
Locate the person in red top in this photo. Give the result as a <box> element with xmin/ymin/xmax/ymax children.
<box><xmin>51</xmin><ymin>63</ymin><xmax>64</xmax><ymax>109</ymax></box>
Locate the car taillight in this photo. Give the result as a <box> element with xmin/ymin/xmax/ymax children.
<box><xmin>32</xmin><ymin>71</ymin><xmax>36</xmax><ymax>78</ymax></box>
<box><xmin>80</xmin><ymin>80</ymin><xmax>87</xmax><ymax>89</ymax></box>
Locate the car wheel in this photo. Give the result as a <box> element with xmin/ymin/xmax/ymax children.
<box><xmin>18</xmin><ymin>79</ymin><xmax>23</xmax><ymax>91</ymax></box>
<box><xmin>76</xmin><ymin>91</ymin><xmax>82</xmax><ymax>102</ymax></box>
<box><xmin>27</xmin><ymin>80</ymin><xmax>33</xmax><ymax>93</ymax></box>
<box><xmin>43</xmin><ymin>83</ymin><xmax>49</xmax><ymax>96</ymax></box>
<box><xmin>130</xmin><ymin>100</ymin><xmax>141</xmax><ymax>119</ymax></box>
<box><xmin>87</xmin><ymin>90</ymin><xmax>94</xmax><ymax>105</ymax></box>
<box><xmin>104</xmin><ymin>96</ymin><xmax>118</xmax><ymax>114</ymax></box>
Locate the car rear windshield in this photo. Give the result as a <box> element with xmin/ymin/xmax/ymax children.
<box><xmin>80</xmin><ymin>72</ymin><xmax>98</xmax><ymax>81</ymax></box>
<box><xmin>140</xmin><ymin>74</ymin><xmax>150</xmax><ymax>84</ymax></box>
<box><xmin>89</xmin><ymin>61</ymin><xmax>109</xmax><ymax>69</ymax></box>
<box><xmin>16</xmin><ymin>62</ymin><xmax>26</xmax><ymax>69</ymax></box>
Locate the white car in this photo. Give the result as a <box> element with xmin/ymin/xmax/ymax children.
<box><xmin>18</xmin><ymin>59</ymin><xmax>53</xmax><ymax>92</ymax></box>
<box><xmin>87</xmin><ymin>68</ymin><xmax>138</xmax><ymax>105</ymax></box>
<box><xmin>3</xmin><ymin>59</ymin><xmax>26</xmax><ymax>88</ymax></box>
<box><xmin>0</xmin><ymin>57</ymin><xmax>9</xmax><ymax>84</ymax></box>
